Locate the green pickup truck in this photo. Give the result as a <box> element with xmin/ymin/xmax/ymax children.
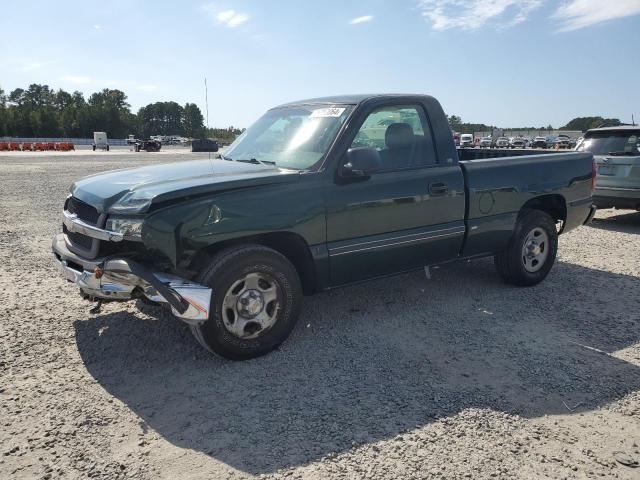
<box><xmin>53</xmin><ymin>94</ymin><xmax>596</xmax><ymax>359</ymax></box>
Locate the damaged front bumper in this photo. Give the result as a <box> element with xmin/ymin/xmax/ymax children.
<box><xmin>52</xmin><ymin>234</ymin><xmax>211</xmax><ymax>325</ymax></box>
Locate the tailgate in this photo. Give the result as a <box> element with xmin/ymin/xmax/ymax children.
<box><xmin>595</xmin><ymin>154</ymin><xmax>640</xmax><ymax>190</ymax></box>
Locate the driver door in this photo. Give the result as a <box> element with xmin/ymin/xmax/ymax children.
<box><xmin>325</xmin><ymin>103</ymin><xmax>466</xmax><ymax>286</ymax></box>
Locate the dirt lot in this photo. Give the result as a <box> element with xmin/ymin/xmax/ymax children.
<box><xmin>1</xmin><ymin>151</ymin><xmax>639</xmax><ymax>480</ymax></box>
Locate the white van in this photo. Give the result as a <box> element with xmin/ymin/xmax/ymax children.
<box><xmin>93</xmin><ymin>132</ymin><xmax>109</xmax><ymax>151</ymax></box>
<box><xmin>460</xmin><ymin>134</ymin><xmax>474</xmax><ymax>148</ymax></box>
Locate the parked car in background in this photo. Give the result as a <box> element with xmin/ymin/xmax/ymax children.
<box><xmin>577</xmin><ymin>126</ymin><xmax>640</xmax><ymax>210</ymax></box>
<box><xmin>460</xmin><ymin>133</ymin><xmax>474</xmax><ymax>148</ymax></box>
<box><xmin>554</xmin><ymin>135</ymin><xmax>571</xmax><ymax>149</ymax></box>
<box><xmin>479</xmin><ymin>136</ymin><xmax>492</xmax><ymax>148</ymax></box>
<box><xmin>545</xmin><ymin>135</ymin><xmax>556</xmax><ymax>148</ymax></box>
<box><xmin>191</xmin><ymin>139</ymin><xmax>219</xmax><ymax>152</ymax></box>
<box><xmin>510</xmin><ymin>137</ymin><xmax>527</xmax><ymax>149</ymax></box>
<box><xmin>495</xmin><ymin>137</ymin><xmax>510</xmax><ymax>148</ymax></box>
<box><xmin>531</xmin><ymin>136</ymin><xmax>548</xmax><ymax>148</ymax></box>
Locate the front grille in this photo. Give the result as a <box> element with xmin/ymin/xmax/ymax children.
<box><xmin>64</xmin><ymin>196</ymin><xmax>103</xmax><ymax>258</ymax></box>
<box><xmin>66</xmin><ymin>196</ymin><xmax>99</xmax><ymax>225</ymax></box>
<box><xmin>63</xmin><ymin>224</ymin><xmax>93</xmax><ymax>249</ymax></box>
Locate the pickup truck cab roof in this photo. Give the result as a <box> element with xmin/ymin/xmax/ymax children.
<box><xmin>275</xmin><ymin>94</ymin><xmax>426</xmax><ymax>108</ymax></box>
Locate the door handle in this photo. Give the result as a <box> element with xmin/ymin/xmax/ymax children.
<box><xmin>429</xmin><ymin>182</ymin><xmax>448</xmax><ymax>196</ymax></box>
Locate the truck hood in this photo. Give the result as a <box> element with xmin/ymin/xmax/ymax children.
<box><xmin>70</xmin><ymin>159</ymin><xmax>301</xmax><ymax>214</ymax></box>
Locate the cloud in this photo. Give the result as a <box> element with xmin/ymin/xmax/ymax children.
<box><xmin>60</xmin><ymin>75</ymin><xmax>91</xmax><ymax>84</ymax></box>
<box><xmin>13</xmin><ymin>59</ymin><xmax>56</xmax><ymax>72</ymax></box>
<box><xmin>552</xmin><ymin>0</ymin><xmax>640</xmax><ymax>32</ymax></box>
<box><xmin>350</xmin><ymin>15</ymin><xmax>374</xmax><ymax>24</ymax></box>
<box><xmin>216</xmin><ymin>9</ymin><xmax>248</xmax><ymax>27</ymax></box>
<box><xmin>93</xmin><ymin>24</ymin><xmax>101</xmax><ymax>29</ymax></box>
<box><xmin>416</xmin><ymin>0</ymin><xmax>542</xmax><ymax>30</ymax></box>
<box><xmin>137</xmin><ymin>85</ymin><xmax>158</xmax><ymax>92</ymax></box>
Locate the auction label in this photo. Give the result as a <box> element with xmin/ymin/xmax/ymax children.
<box><xmin>310</xmin><ymin>107</ymin><xmax>346</xmax><ymax>118</ymax></box>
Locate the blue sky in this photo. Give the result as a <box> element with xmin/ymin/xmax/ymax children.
<box><xmin>3</xmin><ymin>0</ymin><xmax>640</xmax><ymax>128</ymax></box>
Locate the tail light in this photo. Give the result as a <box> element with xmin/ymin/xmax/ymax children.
<box><xmin>591</xmin><ymin>158</ymin><xmax>597</xmax><ymax>193</ymax></box>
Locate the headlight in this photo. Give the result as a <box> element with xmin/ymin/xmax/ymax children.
<box><xmin>109</xmin><ymin>191</ymin><xmax>152</xmax><ymax>214</ymax></box>
<box><xmin>106</xmin><ymin>217</ymin><xmax>144</xmax><ymax>240</ymax></box>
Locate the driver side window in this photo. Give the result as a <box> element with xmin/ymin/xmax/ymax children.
<box><xmin>350</xmin><ymin>105</ymin><xmax>436</xmax><ymax>171</ymax></box>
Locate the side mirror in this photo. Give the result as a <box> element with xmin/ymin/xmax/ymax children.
<box><xmin>341</xmin><ymin>147</ymin><xmax>381</xmax><ymax>178</ymax></box>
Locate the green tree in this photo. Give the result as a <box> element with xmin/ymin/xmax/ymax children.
<box><xmin>447</xmin><ymin>115</ymin><xmax>462</xmax><ymax>131</ymax></box>
<box><xmin>204</xmin><ymin>126</ymin><xmax>245</xmax><ymax>144</ymax></box>
<box><xmin>137</xmin><ymin>101</ymin><xmax>184</xmax><ymax>137</ymax></box>
<box><xmin>561</xmin><ymin>116</ymin><xmax>621</xmax><ymax>132</ymax></box>
<box><xmin>0</xmin><ymin>86</ymin><xmax>7</xmax><ymax>136</ymax></box>
<box><xmin>87</xmin><ymin>89</ymin><xmax>135</xmax><ymax>138</ymax></box>
<box><xmin>182</xmin><ymin>103</ymin><xmax>204</xmax><ymax>138</ymax></box>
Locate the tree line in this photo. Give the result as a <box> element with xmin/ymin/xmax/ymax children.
<box><xmin>447</xmin><ymin>114</ymin><xmax>622</xmax><ymax>134</ymax></box>
<box><xmin>0</xmin><ymin>83</ymin><xmax>212</xmax><ymax>139</ymax></box>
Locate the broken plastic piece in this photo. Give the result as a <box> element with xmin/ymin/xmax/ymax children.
<box><xmin>90</xmin><ymin>299</ymin><xmax>103</xmax><ymax>314</ymax></box>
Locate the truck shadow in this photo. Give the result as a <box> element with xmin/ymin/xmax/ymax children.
<box><xmin>74</xmin><ymin>259</ymin><xmax>640</xmax><ymax>474</ymax></box>
<box><xmin>588</xmin><ymin>210</ymin><xmax>640</xmax><ymax>234</ymax></box>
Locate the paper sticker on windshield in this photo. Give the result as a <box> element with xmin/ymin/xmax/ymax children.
<box><xmin>310</xmin><ymin>107</ymin><xmax>345</xmax><ymax>118</ymax></box>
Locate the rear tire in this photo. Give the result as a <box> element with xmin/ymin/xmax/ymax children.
<box><xmin>190</xmin><ymin>244</ymin><xmax>302</xmax><ymax>360</ymax></box>
<box><xmin>495</xmin><ymin>210</ymin><xmax>558</xmax><ymax>286</ymax></box>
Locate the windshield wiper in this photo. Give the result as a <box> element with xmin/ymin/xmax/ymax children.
<box><xmin>608</xmin><ymin>151</ymin><xmax>638</xmax><ymax>156</ymax></box>
<box><xmin>235</xmin><ymin>158</ymin><xmax>276</xmax><ymax>166</ymax></box>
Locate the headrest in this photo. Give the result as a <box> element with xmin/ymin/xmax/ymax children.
<box><xmin>385</xmin><ymin>123</ymin><xmax>414</xmax><ymax>149</ymax></box>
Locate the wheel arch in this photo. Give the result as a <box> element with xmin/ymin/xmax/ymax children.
<box><xmin>520</xmin><ymin>194</ymin><xmax>567</xmax><ymax>229</ymax></box>
<box><xmin>191</xmin><ymin>232</ymin><xmax>317</xmax><ymax>295</ymax></box>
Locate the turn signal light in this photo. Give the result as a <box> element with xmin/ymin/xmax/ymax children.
<box><xmin>94</xmin><ymin>266</ymin><xmax>104</xmax><ymax>279</ymax></box>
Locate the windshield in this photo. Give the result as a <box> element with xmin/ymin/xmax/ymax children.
<box><xmin>577</xmin><ymin>130</ymin><xmax>640</xmax><ymax>156</ymax></box>
<box><xmin>223</xmin><ymin>104</ymin><xmax>353</xmax><ymax>170</ymax></box>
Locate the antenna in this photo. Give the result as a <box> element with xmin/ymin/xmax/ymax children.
<box><xmin>204</xmin><ymin>77</ymin><xmax>210</xmax><ymax>132</ymax></box>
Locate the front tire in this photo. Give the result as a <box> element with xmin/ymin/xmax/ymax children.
<box><xmin>190</xmin><ymin>244</ymin><xmax>302</xmax><ymax>360</ymax></box>
<box><xmin>494</xmin><ymin>210</ymin><xmax>558</xmax><ymax>286</ymax></box>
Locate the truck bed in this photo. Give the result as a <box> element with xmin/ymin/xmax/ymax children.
<box><xmin>458</xmin><ymin>151</ymin><xmax>594</xmax><ymax>257</ymax></box>
<box><xmin>457</xmin><ymin>148</ymin><xmax>562</xmax><ymax>161</ymax></box>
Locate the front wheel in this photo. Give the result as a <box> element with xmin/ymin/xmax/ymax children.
<box><xmin>190</xmin><ymin>244</ymin><xmax>302</xmax><ymax>360</ymax></box>
<box><xmin>494</xmin><ymin>210</ymin><xmax>558</xmax><ymax>286</ymax></box>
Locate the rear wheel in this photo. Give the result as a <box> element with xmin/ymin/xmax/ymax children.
<box><xmin>189</xmin><ymin>244</ymin><xmax>302</xmax><ymax>360</ymax></box>
<box><xmin>495</xmin><ymin>210</ymin><xmax>558</xmax><ymax>286</ymax></box>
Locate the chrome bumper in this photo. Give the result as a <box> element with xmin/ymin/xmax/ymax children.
<box><xmin>52</xmin><ymin>234</ymin><xmax>211</xmax><ymax>325</ymax></box>
<box><xmin>63</xmin><ymin>209</ymin><xmax>125</xmax><ymax>242</ymax></box>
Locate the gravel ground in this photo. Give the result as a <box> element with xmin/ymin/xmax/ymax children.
<box><xmin>1</xmin><ymin>150</ymin><xmax>639</xmax><ymax>480</ymax></box>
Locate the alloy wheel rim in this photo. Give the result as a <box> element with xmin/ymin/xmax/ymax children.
<box><xmin>221</xmin><ymin>272</ymin><xmax>281</xmax><ymax>339</ymax></box>
<box><xmin>521</xmin><ymin>227</ymin><xmax>549</xmax><ymax>273</ymax></box>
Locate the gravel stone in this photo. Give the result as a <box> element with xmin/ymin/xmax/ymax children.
<box><xmin>0</xmin><ymin>148</ymin><xmax>639</xmax><ymax>479</ymax></box>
